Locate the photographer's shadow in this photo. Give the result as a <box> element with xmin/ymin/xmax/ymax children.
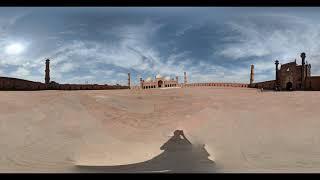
<box><xmin>76</xmin><ymin>130</ymin><xmax>216</xmax><ymax>173</ymax></box>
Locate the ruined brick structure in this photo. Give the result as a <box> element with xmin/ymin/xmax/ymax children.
<box><xmin>0</xmin><ymin>59</ymin><xmax>129</xmax><ymax>91</ymax></box>
<box><xmin>251</xmin><ymin>52</ymin><xmax>320</xmax><ymax>91</ymax></box>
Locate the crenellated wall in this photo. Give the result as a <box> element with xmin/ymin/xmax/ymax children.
<box><xmin>0</xmin><ymin>77</ymin><xmax>129</xmax><ymax>91</ymax></box>
<box><xmin>49</xmin><ymin>84</ymin><xmax>129</xmax><ymax>90</ymax></box>
<box><xmin>0</xmin><ymin>77</ymin><xmax>47</xmax><ymax>90</ymax></box>
<box><xmin>185</xmin><ymin>82</ymin><xmax>249</xmax><ymax>88</ymax></box>
<box><xmin>130</xmin><ymin>82</ymin><xmax>249</xmax><ymax>90</ymax></box>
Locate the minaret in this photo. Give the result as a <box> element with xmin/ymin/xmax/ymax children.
<box><xmin>275</xmin><ymin>60</ymin><xmax>279</xmax><ymax>81</ymax></box>
<box><xmin>301</xmin><ymin>52</ymin><xmax>306</xmax><ymax>89</ymax></box>
<box><xmin>140</xmin><ymin>77</ymin><xmax>143</xmax><ymax>89</ymax></box>
<box><xmin>250</xmin><ymin>64</ymin><xmax>254</xmax><ymax>85</ymax></box>
<box><xmin>184</xmin><ymin>72</ymin><xmax>187</xmax><ymax>84</ymax></box>
<box><xmin>45</xmin><ymin>59</ymin><xmax>50</xmax><ymax>84</ymax></box>
<box><xmin>128</xmin><ymin>73</ymin><xmax>131</xmax><ymax>88</ymax></box>
<box><xmin>275</xmin><ymin>60</ymin><xmax>279</xmax><ymax>89</ymax></box>
<box><xmin>176</xmin><ymin>76</ymin><xmax>179</xmax><ymax>83</ymax></box>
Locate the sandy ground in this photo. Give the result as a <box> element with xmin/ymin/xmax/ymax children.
<box><xmin>1</xmin><ymin>87</ymin><xmax>320</xmax><ymax>173</ymax></box>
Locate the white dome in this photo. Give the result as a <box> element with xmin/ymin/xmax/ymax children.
<box><xmin>156</xmin><ymin>74</ymin><xmax>162</xmax><ymax>78</ymax></box>
<box><xmin>145</xmin><ymin>77</ymin><xmax>152</xmax><ymax>82</ymax></box>
<box><xmin>164</xmin><ymin>76</ymin><xmax>170</xmax><ymax>81</ymax></box>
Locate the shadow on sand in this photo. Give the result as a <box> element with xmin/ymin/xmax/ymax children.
<box><xmin>75</xmin><ymin>130</ymin><xmax>217</xmax><ymax>173</ymax></box>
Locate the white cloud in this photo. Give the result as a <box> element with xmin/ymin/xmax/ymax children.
<box><xmin>0</xmin><ymin>13</ymin><xmax>32</xmax><ymax>67</ymax></box>
<box><xmin>40</xmin><ymin>19</ymin><xmax>253</xmax><ymax>85</ymax></box>
<box><xmin>176</xmin><ymin>25</ymin><xmax>193</xmax><ymax>36</ymax></box>
<box><xmin>59</xmin><ymin>62</ymin><xmax>77</xmax><ymax>73</ymax></box>
<box><xmin>0</xmin><ymin>12</ymin><xmax>26</xmax><ymax>37</ymax></box>
<box><xmin>216</xmin><ymin>14</ymin><xmax>320</xmax><ymax>81</ymax></box>
<box><xmin>218</xmin><ymin>14</ymin><xmax>320</xmax><ymax>60</ymax></box>
<box><xmin>117</xmin><ymin>72</ymin><xmax>127</xmax><ymax>78</ymax></box>
<box><xmin>14</xmin><ymin>67</ymin><xmax>29</xmax><ymax>76</ymax></box>
<box><xmin>65</xmin><ymin>75</ymin><xmax>95</xmax><ymax>84</ymax></box>
<box><xmin>187</xmin><ymin>63</ymin><xmax>251</xmax><ymax>83</ymax></box>
<box><xmin>8</xmin><ymin>67</ymin><xmax>45</xmax><ymax>83</ymax></box>
<box><xmin>0</xmin><ymin>15</ymin><xmax>252</xmax><ymax>84</ymax></box>
<box><xmin>3</xmin><ymin>15</ymin><xmax>307</xmax><ymax>85</ymax></box>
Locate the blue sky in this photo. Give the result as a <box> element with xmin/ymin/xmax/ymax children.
<box><xmin>1</xmin><ymin>7</ymin><xmax>320</xmax><ymax>85</ymax></box>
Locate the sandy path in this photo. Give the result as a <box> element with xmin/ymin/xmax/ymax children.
<box><xmin>1</xmin><ymin>88</ymin><xmax>320</xmax><ymax>172</ymax></box>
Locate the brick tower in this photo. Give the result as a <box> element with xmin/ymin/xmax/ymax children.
<box><xmin>250</xmin><ymin>64</ymin><xmax>254</xmax><ymax>85</ymax></box>
<box><xmin>301</xmin><ymin>52</ymin><xmax>306</xmax><ymax>89</ymax></box>
<box><xmin>45</xmin><ymin>59</ymin><xmax>50</xmax><ymax>84</ymax></box>
<box><xmin>128</xmin><ymin>73</ymin><xmax>131</xmax><ymax>88</ymax></box>
<box><xmin>275</xmin><ymin>60</ymin><xmax>280</xmax><ymax>90</ymax></box>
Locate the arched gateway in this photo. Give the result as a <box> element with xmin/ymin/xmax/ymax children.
<box><xmin>286</xmin><ymin>82</ymin><xmax>293</xmax><ymax>91</ymax></box>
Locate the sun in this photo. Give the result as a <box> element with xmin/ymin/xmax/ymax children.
<box><xmin>5</xmin><ymin>43</ymin><xmax>25</xmax><ymax>55</ymax></box>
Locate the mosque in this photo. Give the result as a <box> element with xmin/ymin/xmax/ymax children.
<box><xmin>250</xmin><ymin>52</ymin><xmax>320</xmax><ymax>91</ymax></box>
<box><xmin>129</xmin><ymin>70</ymin><xmax>248</xmax><ymax>89</ymax></box>
<box><xmin>138</xmin><ymin>72</ymin><xmax>185</xmax><ymax>89</ymax></box>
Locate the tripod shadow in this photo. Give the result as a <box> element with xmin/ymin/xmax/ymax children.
<box><xmin>76</xmin><ymin>130</ymin><xmax>216</xmax><ymax>173</ymax></box>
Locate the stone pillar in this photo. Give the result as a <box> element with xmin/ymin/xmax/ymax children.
<box><xmin>250</xmin><ymin>64</ymin><xmax>254</xmax><ymax>86</ymax></box>
<box><xmin>128</xmin><ymin>73</ymin><xmax>131</xmax><ymax>88</ymax></box>
<box><xmin>45</xmin><ymin>59</ymin><xmax>50</xmax><ymax>84</ymax></box>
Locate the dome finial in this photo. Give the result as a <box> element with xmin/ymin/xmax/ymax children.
<box><xmin>156</xmin><ymin>74</ymin><xmax>162</xmax><ymax>78</ymax></box>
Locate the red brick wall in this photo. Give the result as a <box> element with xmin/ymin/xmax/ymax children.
<box><xmin>51</xmin><ymin>84</ymin><xmax>129</xmax><ymax>90</ymax></box>
<box><xmin>0</xmin><ymin>77</ymin><xmax>129</xmax><ymax>91</ymax></box>
<box><xmin>307</xmin><ymin>76</ymin><xmax>320</xmax><ymax>90</ymax></box>
<box><xmin>185</xmin><ymin>82</ymin><xmax>248</xmax><ymax>88</ymax></box>
<box><xmin>0</xmin><ymin>77</ymin><xmax>46</xmax><ymax>90</ymax></box>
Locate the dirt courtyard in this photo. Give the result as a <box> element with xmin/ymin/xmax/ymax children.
<box><xmin>1</xmin><ymin>87</ymin><xmax>320</xmax><ymax>173</ymax></box>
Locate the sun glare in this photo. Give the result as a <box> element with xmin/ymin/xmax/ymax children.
<box><xmin>5</xmin><ymin>43</ymin><xmax>25</xmax><ymax>55</ymax></box>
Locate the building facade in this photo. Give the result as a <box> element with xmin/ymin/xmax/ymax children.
<box><xmin>140</xmin><ymin>74</ymin><xmax>179</xmax><ymax>89</ymax></box>
<box><xmin>250</xmin><ymin>52</ymin><xmax>320</xmax><ymax>91</ymax></box>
